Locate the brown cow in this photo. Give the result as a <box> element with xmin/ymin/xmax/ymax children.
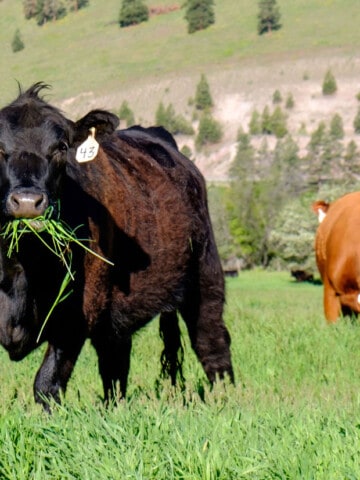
<box><xmin>313</xmin><ymin>192</ymin><xmax>360</xmax><ymax>322</ymax></box>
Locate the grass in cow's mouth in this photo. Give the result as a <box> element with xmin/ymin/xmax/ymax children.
<box><xmin>0</xmin><ymin>205</ymin><xmax>113</xmax><ymax>342</ymax></box>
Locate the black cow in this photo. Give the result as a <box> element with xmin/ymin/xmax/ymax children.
<box><xmin>0</xmin><ymin>83</ymin><xmax>233</xmax><ymax>409</ymax></box>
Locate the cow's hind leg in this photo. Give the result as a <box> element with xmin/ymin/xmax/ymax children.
<box><xmin>180</xmin><ymin>257</ymin><xmax>234</xmax><ymax>384</ymax></box>
<box><xmin>180</xmin><ymin>296</ymin><xmax>234</xmax><ymax>384</ymax></box>
<box><xmin>91</xmin><ymin>324</ymin><xmax>132</xmax><ymax>404</ymax></box>
<box><xmin>159</xmin><ymin>311</ymin><xmax>184</xmax><ymax>387</ymax></box>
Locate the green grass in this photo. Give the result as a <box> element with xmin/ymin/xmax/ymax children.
<box><xmin>1</xmin><ymin>270</ymin><xmax>360</xmax><ymax>478</ymax></box>
<box><xmin>1</xmin><ymin>0</ymin><xmax>360</xmax><ymax>107</ymax></box>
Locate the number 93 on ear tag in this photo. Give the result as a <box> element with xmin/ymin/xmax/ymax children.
<box><xmin>76</xmin><ymin>127</ymin><xmax>99</xmax><ymax>163</ymax></box>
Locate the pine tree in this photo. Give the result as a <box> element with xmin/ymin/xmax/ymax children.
<box><xmin>285</xmin><ymin>93</ymin><xmax>295</xmax><ymax>109</ymax></box>
<box><xmin>119</xmin><ymin>0</ymin><xmax>149</xmax><ymax>28</ymax></box>
<box><xmin>184</xmin><ymin>0</ymin><xmax>215</xmax><ymax>34</ymax></box>
<box><xmin>257</xmin><ymin>0</ymin><xmax>281</xmax><ymax>35</ymax></box>
<box><xmin>329</xmin><ymin>113</ymin><xmax>344</xmax><ymax>140</ymax></box>
<box><xmin>354</xmin><ymin>107</ymin><xmax>360</xmax><ymax>134</ymax></box>
<box><xmin>322</xmin><ymin>69</ymin><xmax>337</xmax><ymax>95</ymax></box>
<box><xmin>194</xmin><ymin>74</ymin><xmax>213</xmax><ymax>111</ymax></box>
<box><xmin>249</xmin><ymin>110</ymin><xmax>262</xmax><ymax>135</ymax></box>
<box><xmin>195</xmin><ymin>113</ymin><xmax>222</xmax><ymax>149</ymax></box>
<box><xmin>11</xmin><ymin>29</ymin><xmax>25</xmax><ymax>53</ymax></box>
<box><xmin>261</xmin><ymin>105</ymin><xmax>272</xmax><ymax>134</ymax></box>
<box><xmin>270</xmin><ymin>106</ymin><xmax>288</xmax><ymax>138</ymax></box>
<box><xmin>155</xmin><ymin>102</ymin><xmax>194</xmax><ymax>135</ymax></box>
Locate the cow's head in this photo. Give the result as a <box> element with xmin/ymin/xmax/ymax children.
<box><xmin>0</xmin><ymin>82</ymin><xmax>119</xmax><ymax>222</ymax></box>
<box><xmin>0</xmin><ymin>82</ymin><xmax>118</xmax><ymax>358</ymax></box>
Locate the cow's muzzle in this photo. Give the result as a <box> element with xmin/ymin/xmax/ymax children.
<box><xmin>6</xmin><ymin>191</ymin><xmax>48</xmax><ymax>218</ymax></box>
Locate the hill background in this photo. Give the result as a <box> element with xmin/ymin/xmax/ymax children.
<box><xmin>1</xmin><ymin>0</ymin><xmax>360</xmax><ymax>180</ymax></box>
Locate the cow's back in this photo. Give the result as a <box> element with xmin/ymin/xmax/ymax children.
<box><xmin>315</xmin><ymin>191</ymin><xmax>360</xmax><ymax>320</ymax></box>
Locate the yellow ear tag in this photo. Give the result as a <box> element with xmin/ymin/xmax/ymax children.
<box><xmin>76</xmin><ymin>127</ymin><xmax>99</xmax><ymax>163</ymax></box>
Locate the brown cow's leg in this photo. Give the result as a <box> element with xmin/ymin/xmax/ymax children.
<box><xmin>323</xmin><ymin>278</ymin><xmax>341</xmax><ymax>323</ymax></box>
<box><xmin>159</xmin><ymin>311</ymin><xmax>184</xmax><ymax>387</ymax></box>
<box><xmin>181</xmin><ymin>298</ymin><xmax>234</xmax><ymax>384</ymax></box>
<box><xmin>91</xmin><ymin>329</ymin><xmax>132</xmax><ymax>404</ymax></box>
<box><xmin>180</xmin><ymin>246</ymin><xmax>234</xmax><ymax>385</ymax></box>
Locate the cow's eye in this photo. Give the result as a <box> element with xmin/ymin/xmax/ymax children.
<box><xmin>50</xmin><ymin>142</ymin><xmax>68</xmax><ymax>160</ymax></box>
<box><xmin>58</xmin><ymin>141</ymin><xmax>68</xmax><ymax>152</ymax></box>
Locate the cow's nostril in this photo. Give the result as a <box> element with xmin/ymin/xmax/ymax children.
<box><xmin>7</xmin><ymin>192</ymin><xmax>48</xmax><ymax>218</ymax></box>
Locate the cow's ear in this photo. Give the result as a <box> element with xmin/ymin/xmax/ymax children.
<box><xmin>74</xmin><ymin>110</ymin><xmax>119</xmax><ymax>143</ymax></box>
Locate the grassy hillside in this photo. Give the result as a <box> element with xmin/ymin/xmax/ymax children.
<box><xmin>1</xmin><ymin>0</ymin><xmax>360</xmax><ymax>110</ymax></box>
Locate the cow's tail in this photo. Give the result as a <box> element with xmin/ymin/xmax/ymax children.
<box><xmin>159</xmin><ymin>311</ymin><xmax>185</xmax><ymax>388</ymax></box>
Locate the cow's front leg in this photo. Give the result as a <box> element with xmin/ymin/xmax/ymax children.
<box><xmin>33</xmin><ymin>337</ymin><xmax>85</xmax><ymax>411</ymax></box>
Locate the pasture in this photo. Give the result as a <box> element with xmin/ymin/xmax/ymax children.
<box><xmin>1</xmin><ymin>270</ymin><xmax>360</xmax><ymax>479</ymax></box>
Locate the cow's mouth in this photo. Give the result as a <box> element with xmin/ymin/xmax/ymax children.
<box><xmin>21</xmin><ymin>219</ymin><xmax>46</xmax><ymax>231</ymax></box>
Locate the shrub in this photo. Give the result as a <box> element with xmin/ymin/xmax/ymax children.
<box><xmin>285</xmin><ymin>93</ymin><xmax>295</xmax><ymax>109</ymax></box>
<box><xmin>272</xmin><ymin>89</ymin><xmax>282</xmax><ymax>104</ymax></box>
<box><xmin>180</xmin><ymin>144</ymin><xmax>193</xmax><ymax>160</ymax></box>
<box><xmin>119</xmin><ymin>0</ymin><xmax>149</xmax><ymax>28</ymax></box>
<box><xmin>322</xmin><ymin>69</ymin><xmax>337</xmax><ymax>95</ymax></box>
<box><xmin>269</xmin><ymin>199</ymin><xmax>318</xmax><ymax>272</ymax></box>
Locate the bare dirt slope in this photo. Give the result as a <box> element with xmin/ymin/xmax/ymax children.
<box><xmin>58</xmin><ymin>51</ymin><xmax>360</xmax><ymax>182</ymax></box>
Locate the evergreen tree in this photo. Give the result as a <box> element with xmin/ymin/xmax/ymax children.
<box><xmin>261</xmin><ymin>105</ymin><xmax>272</xmax><ymax>134</ymax></box>
<box><xmin>285</xmin><ymin>93</ymin><xmax>295</xmax><ymax>109</ymax></box>
<box><xmin>194</xmin><ymin>74</ymin><xmax>213</xmax><ymax>111</ymax></box>
<box><xmin>195</xmin><ymin>113</ymin><xmax>222</xmax><ymax>149</ymax></box>
<box><xmin>305</xmin><ymin>121</ymin><xmax>341</xmax><ymax>189</ymax></box>
<box><xmin>257</xmin><ymin>0</ymin><xmax>281</xmax><ymax>35</ymax></box>
<box><xmin>249</xmin><ymin>110</ymin><xmax>262</xmax><ymax>135</ymax></box>
<box><xmin>119</xmin><ymin>0</ymin><xmax>149</xmax><ymax>28</ymax></box>
<box><xmin>322</xmin><ymin>69</ymin><xmax>337</xmax><ymax>95</ymax></box>
<box><xmin>272</xmin><ymin>135</ymin><xmax>303</xmax><ymax>196</ymax></box>
<box><xmin>155</xmin><ymin>102</ymin><xmax>194</xmax><ymax>135</ymax></box>
<box><xmin>354</xmin><ymin>106</ymin><xmax>360</xmax><ymax>134</ymax></box>
<box><xmin>11</xmin><ymin>29</ymin><xmax>25</xmax><ymax>53</ymax></box>
<box><xmin>344</xmin><ymin>140</ymin><xmax>360</xmax><ymax>180</ymax></box>
<box><xmin>329</xmin><ymin>113</ymin><xmax>344</xmax><ymax>140</ymax></box>
<box><xmin>118</xmin><ymin>101</ymin><xmax>135</xmax><ymax>126</ymax></box>
<box><xmin>270</xmin><ymin>106</ymin><xmax>288</xmax><ymax>138</ymax></box>
<box><xmin>184</xmin><ymin>0</ymin><xmax>215</xmax><ymax>34</ymax></box>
